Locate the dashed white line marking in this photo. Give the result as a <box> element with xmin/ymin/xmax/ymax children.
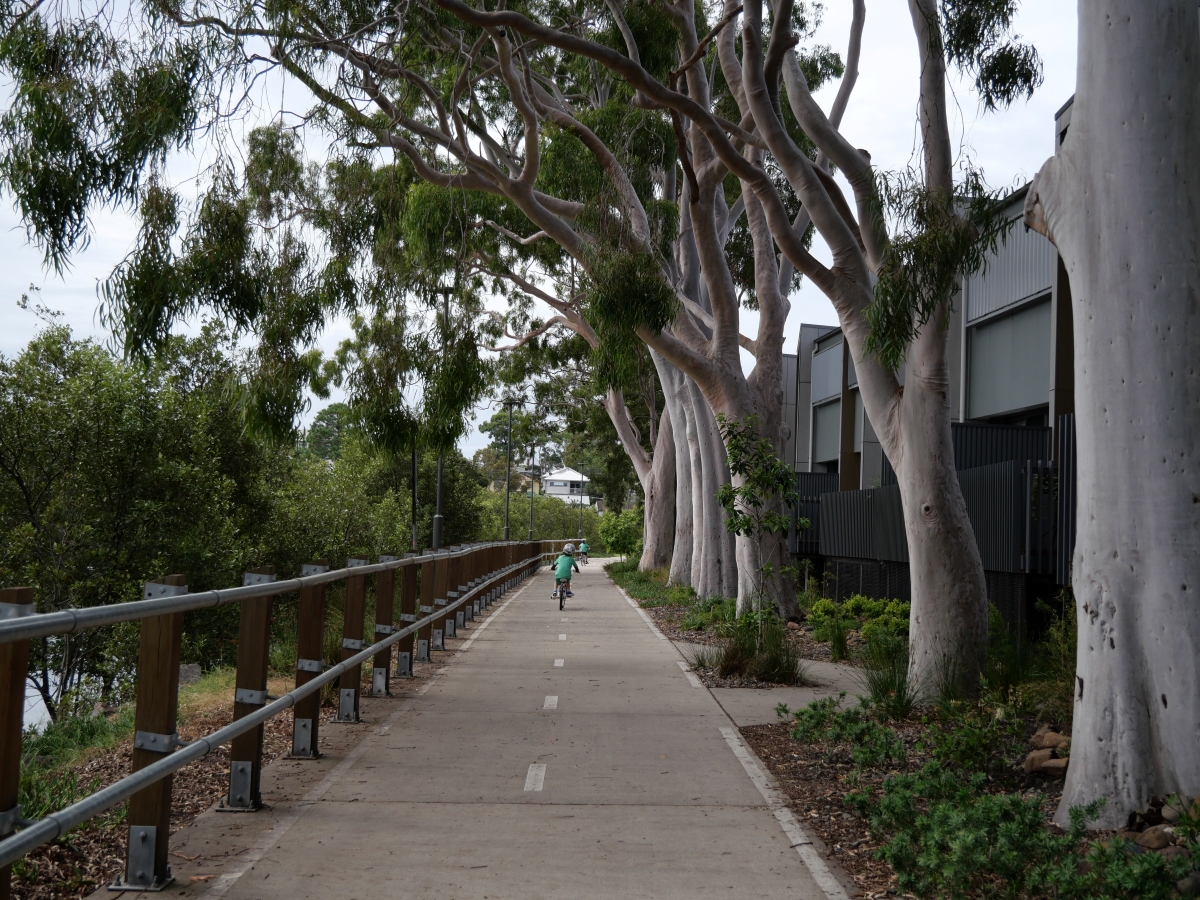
<box><xmin>554</xmin><ymin>659</ymin><xmax>564</xmax><ymax>667</ymax></box>
<box><xmin>558</xmin><ymin>633</ymin><xmax>567</xmax><ymax>641</ymax></box>
<box><xmin>524</xmin><ymin>763</ymin><xmax>547</xmax><ymax>791</ymax></box>
<box><xmin>543</xmin><ymin>695</ymin><xmax>558</xmax><ymax>710</ymax></box>
<box><xmin>720</xmin><ymin>727</ymin><xmax>850</xmax><ymax>900</ymax></box>
<box><xmin>676</xmin><ymin>660</ymin><xmax>702</xmax><ymax>688</ymax></box>
<box><xmin>561</xmin><ymin>617</ymin><xmax>568</xmax><ymax>621</ymax></box>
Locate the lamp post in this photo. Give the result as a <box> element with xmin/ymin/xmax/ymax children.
<box><xmin>502</xmin><ymin>396</ymin><xmax>517</xmax><ymax>541</ymax></box>
<box><xmin>528</xmin><ymin>444</ymin><xmax>537</xmax><ymax>541</ymax></box>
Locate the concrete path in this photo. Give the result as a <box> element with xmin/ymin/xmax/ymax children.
<box><xmin>129</xmin><ymin>563</ymin><xmax>849</xmax><ymax>900</ymax></box>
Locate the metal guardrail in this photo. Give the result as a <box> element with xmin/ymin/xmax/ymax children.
<box><xmin>0</xmin><ymin>539</ymin><xmax>569</xmax><ymax>892</ymax></box>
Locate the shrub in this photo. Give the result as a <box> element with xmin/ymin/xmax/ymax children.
<box><xmin>598</xmin><ymin>507</ymin><xmax>643</xmax><ymax>560</ymax></box>
<box><xmin>860</xmin><ymin>632</ymin><xmax>920</xmax><ymax>720</ymax></box>
<box><xmin>680</xmin><ymin>595</ymin><xmax>735</xmax><ymax>631</ymax></box>
<box><xmin>712</xmin><ymin>610</ymin><xmax>807</xmax><ymax>685</ymax></box>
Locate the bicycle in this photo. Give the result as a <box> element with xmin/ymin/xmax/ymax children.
<box><xmin>579</xmin><ymin>552</ymin><xmax>589</xmax><ymax>565</ymax></box>
<box><xmin>553</xmin><ymin>579</ymin><xmax>572</xmax><ymax>610</ymax></box>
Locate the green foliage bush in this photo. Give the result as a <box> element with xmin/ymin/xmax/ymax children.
<box><xmin>0</xmin><ymin>326</ymin><xmax>490</xmax><ymax>717</ymax></box>
<box><xmin>783</xmin><ymin>686</ymin><xmax>1200</xmax><ymax>900</ymax></box>
<box><xmin>598</xmin><ymin>507</ymin><xmax>643</xmax><ymax>560</ymax></box>
<box><xmin>807</xmin><ymin>594</ymin><xmax>910</xmax><ymax>644</ymax></box>
<box><xmin>713</xmin><ymin>611</ymin><xmax>807</xmax><ymax>685</ymax></box>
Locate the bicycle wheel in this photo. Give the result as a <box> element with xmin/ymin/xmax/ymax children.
<box><xmin>559</xmin><ymin>592</ymin><xmax>565</xmax><ymax>610</ymax></box>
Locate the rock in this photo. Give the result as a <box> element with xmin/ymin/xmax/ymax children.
<box><xmin>179</xmin><ymin>663</ymin><xmax>202</xmax><ymax>685</ymax></box>
<box><xmin>1178</xmin><ymin>871</ymin><xmax>1200</xmax><ymax>897</ymax></box>
<box><xmin>1023</xmin><ymin>749</ymin><xmax>1068</xmax><ymax>776</ymax></box>
<box><xmin>1024</xmin><ymin>749</ymin><xmax>1053</xmax><ymax>773</ymax></box>
<box><xmin>1159</xmin><ymin>845</ymin><xmax>1191</xmax><ymax>862</ymax></box>
<box><xmin>787</xmin><ymin>621</ymin><xmax>802</xmax><ymax>631</ymax></box>
<box><xmin>1030</xmin><ymin>724</ymin><xmax>1050</xmax><ymax>747</ymax></box>
<box><xmin>1038</xmin><ymin>757</ymin><xmax>1068</xmax><ymax>777</ymax></box>
<box><xmin>1134</xmin><ymin>824</ymin><xmax>1175</xmax><ymax>850</ymax></box>
<box><xmin>1030</xmin><ymin>729</ymin><xmax>1069</xmax><ymax>750</ymax></box>
<box><xmin>1163</xmin><ymin>794</ymin><xmax>1192</xmax><ymax>823</ymax></box>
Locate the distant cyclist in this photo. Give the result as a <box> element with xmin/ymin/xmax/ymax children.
<box><xmin>579</xmin><ymin>540</ymin><xmax>590</xmax><ymax>565</ymax></box>
<box><xmin>552</xmin><ymin>544</ymin><xmax>580</xmax><ymax>610</ymax></box>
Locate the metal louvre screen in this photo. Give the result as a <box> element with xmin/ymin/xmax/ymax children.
<box><xmin>1056</xmin><ymin>414</ymin><xmax>1077</xmax><ymax>585</ymax></box>
<box><xmin>881</xmin><ymin>422</ymin><xmax>1053</xmax><ymax>486</ymax></box>
<box><xmin>792</xmin><ymin>472</ymin><xmax>840</xmax><ymax>555</ymax></box>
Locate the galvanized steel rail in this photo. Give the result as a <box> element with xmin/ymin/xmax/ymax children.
<box><xmin>0</xmin><ymin>539</ymin><xmax>569</xmax><ymax>893</ymax></box>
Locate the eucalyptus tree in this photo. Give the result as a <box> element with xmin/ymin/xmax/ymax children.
<box><xmin>1023</xmin><ymin>1</ymin><xmax>1199</xmax><ymax>827</ymax></box>
<box><xmin>2</xmin><ymin>0</ymin><xmax>1038</xmax><ymax>656</ymax></box>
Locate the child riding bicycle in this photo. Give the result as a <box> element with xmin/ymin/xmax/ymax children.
<box><xmin>552</xmin><ymin>544</ymin><xmax>581</xmax><ymax>607</ymax></box>
<box><xmin>579</xmin><ymin>540</ymin><xmax>589</xmax><ymax>564</ymax></box>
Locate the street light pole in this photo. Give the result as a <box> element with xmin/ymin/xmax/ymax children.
<box><xmin>411</xmin><ymin>445</ymin><xmax>419</xmax><ymax>551</ymax></box>
<box><xmin>432</xmin><ymin>452</ymin><xmax>444</xmax><ymax>549</ymax></box>
<box><xmin>502</xmin><ymin>397</ymin><xmax>515</xmax><ymax>541</ymax></box>
<box><xmin>528</xmin><ymin>444</ymin><xmax>536</xmax><ymax>541</ymax></box>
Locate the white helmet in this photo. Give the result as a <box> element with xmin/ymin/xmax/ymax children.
<box><xmin>563</xmin><ymin>543</ymin><xmax>576</xmax><ymax>554</ymax></box>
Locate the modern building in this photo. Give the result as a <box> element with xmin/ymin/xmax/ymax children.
<box><xmin>542</xmin><ymin>467</ymin><xmax>592</xmax><ymax>506</ymax></box>
<box><xmin>787</xmin><ymin>184</ymin><xmax>1073</xmax><ymax>487</ymax></box>
<box><xmin>781</xmin><ymin>99</ymin><xmax>1079</xmax><ymax>637</ymax></box>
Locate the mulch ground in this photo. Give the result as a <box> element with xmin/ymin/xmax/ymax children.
<box><xmin>739</xmin><ymin>719</ymin><xmax>1068</xmax><ymax>900</ymax></box>
<box><xmin>11</xmin><ymin>703</ymin><xmax>338</xmax><ymax>900</ymax></box>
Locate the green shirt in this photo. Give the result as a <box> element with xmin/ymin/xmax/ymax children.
<box><xmin>579</xmin><ymin>542</ymin><xmax>589</xmax><ymax>552</ymax></box>
<box><xmin>553</xmin><ymin>554</ymin><xmax>579</xmax><ymax>580</ymax></box>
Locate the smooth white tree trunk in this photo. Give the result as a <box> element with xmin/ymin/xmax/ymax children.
<box><xmin>637</xmin><ymin>407</ymin><xmax>676</xmax><ymax>570</ymax></box>
<box><xmin>1025</xmin><ymin>0</ymin><xmax>1200</xmax><ymax>827</ymax></box>
<box><xmin>654</xmin><ymin>352</ymin><xmax>695</xmax><ymax>585</ymax></box>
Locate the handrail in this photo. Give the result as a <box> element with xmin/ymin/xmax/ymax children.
<box><xmin>0</xmin><ymin>552</ymin><xmax>545</xmax><ymax>870</ymax></box>
<box><xmin>0</xmin><ymin>543</ymin><xmax>503</xmax><ymax>646</ymax></box>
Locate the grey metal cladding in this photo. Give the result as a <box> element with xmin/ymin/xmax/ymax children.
<box><xmin>810</xmin><ymin>341</ymin><xmax>843</xmax><ymax>403</ymax></box>
<box><xmin>965</xmin><ymin>218</ymin><xmax>1055</xmax><ymax>322</ymax></box>
<box><xmin>812</xmin><ymin>401</ymin><xmax>841</xmax><ymax>464</ymax></box>
<box><xmin>968</xmin><ymin>298</ymin><xmax>1052</xmax><ymax>418</ymax></box>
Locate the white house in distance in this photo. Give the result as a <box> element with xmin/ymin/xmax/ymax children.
<box><xmin>542</xmin><ymin>467</ymin><xmax>591</xmax><ymax>506</ymax></box>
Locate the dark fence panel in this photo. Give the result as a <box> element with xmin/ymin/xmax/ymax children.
<box><xmin>823</xmin><ymin>558</ymin><xmax>912</xmax><ymax>603</ymax></box>
<box><xmin>881</xmin><ymin>422</ymin><xmax>1053</xmax><ymax>485</ymax></box>
<box><xmin>958</xmin><ymin>461</ymin><xmax>1023</xmax><ymax>572</ymax></box>
<box><xmin>792</xmin><ymin>472</ymin><xmax>840</xmax><ymax>555</ymax></box>
<box><xmin>1056</xmin><ymin>413</ymin><xmax>1077</xmax><ymax>585</ymax></box>
<box><xmin>821</xmin><ymin>460</ymin><xmax>1057</xmax><ymax>576</ymax></box>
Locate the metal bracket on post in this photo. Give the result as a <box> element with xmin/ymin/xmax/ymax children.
<box><xmin>372</xmin><ymin>667</ymin><xmax>388</xmax><ymax>695</ymax></box>
<box><xmin>417</xmin><ymin>640</ymin><xmax>430</xmax><ymax>662</ymax></box>
<box><xmin>341</xmin><ymin>638</ymin><xmax>364</xmax><ymax>651</ymax></box>
<box><xmin>399</xmin><ymin>614</ymin><xmax>416</xmax><ymax>624</ymax></box>
<box><xmin>374</xmin><ymin>623</ymin><xmax>394</xmax><ymax>636</ymax></box>
<box><xmin>337</xmin><ymin>688</ymin><xmax>359</xmax><ymax>723</ymax></box>
<box><xmin>296</xmin><ymin>658</ymin><xmax>324</xmax><ymax>673</ymax></box>
<box><xmin>347</xmin><ymin>557</ymin><xmax>371</xmax><ymax>568</ymax></box>
<box><xmin>234</xmin><ymin>688</ymin><xmax>268</xmax><ymax>706</ymax></box>
<box><xmin>218</xmin><ymin>760</ymin><xmax>257</xmax><ymax>812</ymax></box>
<box><xmin>110</xmin><ymin>826</ymin><xmax>172</xmax><ymax>892</ymax></box>
<box><xmin>455</xmin><ymin>611</ymin><xmax>465</xmax><ymax>632</ymax></box>
<box><xmin>133</xmin><ymin>731</ymin><xmax>181</xmax><ymax>753</ymax></box>
<box><xmin>444</xmin><ymin>615</ymin><xmax>455</xmax><ymax>638</ymax></box>
<box><xmin>432</xmin><ymin>629</ymin><xmax>444</xmax><ymax>651</ymax></box>
<box><xmin>395</xmin><ymin>651</ymin><xmax>413</xmax><ymax>677</ymax></box>
<box><xmin>291</xmin><ymin>718</ymin><xmax>316</xmax><ymax>758</ymax></box>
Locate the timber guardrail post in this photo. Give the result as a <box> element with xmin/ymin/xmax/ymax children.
<box><xmin>113</xmin><ymin>574</ymin><xmax>186</xmax><ymax>892</ymax></box>
<box><xmin>453</xmin><ymin>549</ymin><xmax>468</xmax><ymax>636</ymax></box>
<box><xmin>223</xmin><ymin>567</ymin><xmax>275</xmax><ymax>811</ymax></box>
<box><xmin>1</xmin><ymin>588</ymin><xmax>35</xmax><ymax>900</ymax></box>
<box><xmin>432</xmin><ymin>551</ymin><xmax>451</xmax><ymax>649</ymax></box>
<box><xmin>444</xmin><ymin>549</ymin><xmax>461</xmax><ymax>639</ymax></box>
<box><xmin>418</xmin><ymin>553</ymin><xmax>435</xmax><ymax>661</ymax></box>
<box><xmin>396</xmin><ymin>554</ymin><xmax>417</xmax><ymax>676</ymax></box>
<box><xmin>373</xmin><ymin>556</ymin><xmax>398</xmax><ymax>696</ymax></box>
<box><xmin>336</xmin><ymin>559</ymin><xmax>371</xmax><ymax>723</ymax></box>
<box><xmin>292</xmin><ymin>560</ymin><xmax>328</xmax><ymax>758</ymax></box>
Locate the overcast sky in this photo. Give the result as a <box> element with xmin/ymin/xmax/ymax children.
<box><xmin>0</xmin><ymin>1</ymin><xmax>1078</xmax><ymax>455</ymax></box>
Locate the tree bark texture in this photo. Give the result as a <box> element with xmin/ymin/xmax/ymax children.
<box><xmin>1025</xmin><ymin>0</ymin><xmax>1200</xmax><ymax>827</ymax></box>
